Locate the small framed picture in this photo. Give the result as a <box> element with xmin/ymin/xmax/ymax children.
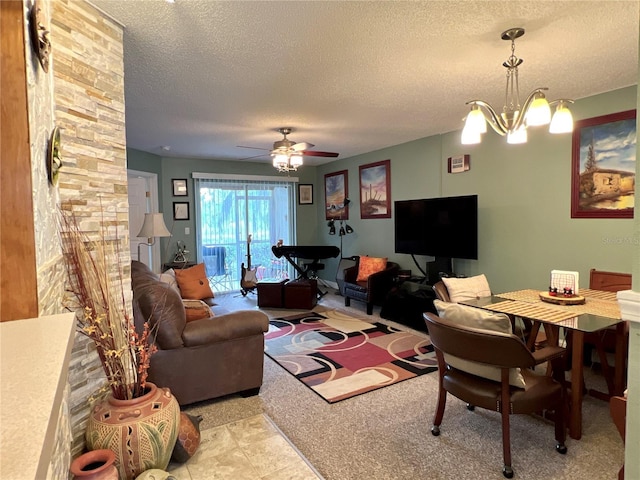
<box><xmin>447</xmin><ymin>155</ymin><xmax>470</xmax><ymax>174</ymax></box>
<box><xmin>172</xmin><ymin>178</ymin><xmax>188</xmax><ymax>197</ymax></box>
<box><xmin>298</xmin><ymin>184</ymin><xmax>313</xmax><ymax>205</ymax></box>
<box><xmin>173</xmin><ymin>202</ymin><xmax>190</xmax><ymax>220</ymax></box>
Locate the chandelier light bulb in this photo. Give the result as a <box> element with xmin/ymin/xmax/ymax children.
<box><xmin>465</xmin><ymin>105</ymin><xmax>487</xmax><ymax>134</ymax></box>
<box><xmin>507</xmin><ymin>125</ymin><xmax>527</xmax><ymax>144</ymax></box>
<box><xmin>549</xmin><ymin>101</ymin><xmax>574</xmax><ymax>134</ymax></box>
<box><xmin>461</xmin><ymin>124</ymin><xmax>481</xmax><ymax>145</ymax></box>
<box><xmin>525</xmin><ymin>93</ymin><xmax>552</xmax><ymax>126</ymax></box>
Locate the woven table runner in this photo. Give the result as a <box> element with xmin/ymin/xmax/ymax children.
<box><xmin>580</xmin><ymin>289</ymin><xmax>619</xmax><ymax>302</ymax></box>
<box><xmin>496</xmin><ymin>289</ymin><xmax>620</xmax><ymax>320</ymax></box>
<box><xmin>485</xmin><ymin>300</ymin><xmax>579</xmax><ymax>323</ymax></box>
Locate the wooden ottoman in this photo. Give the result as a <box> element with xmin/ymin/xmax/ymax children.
<box><xmin>284</xmin><ymin>279</ymin><xmax>318</xmax><ymax>310</ymax></box>
<box><xmin>257</xmin><ymin>279</ymin><xmax>288</xmax><ymax>308</ymax></box>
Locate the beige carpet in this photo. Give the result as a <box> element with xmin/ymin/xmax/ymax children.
<box><xmin>183</xmin><ymin>289</ymin><xmax>624</xmax><ymax>480</ymax></box>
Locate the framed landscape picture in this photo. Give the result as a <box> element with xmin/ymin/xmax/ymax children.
<box><xmin>359</xmin><ymin>159</ymin><xmax>391</xmax><ymax>219</ymax></box>
<box><xmin>571</xmin><ymin>109</ymin><xmax>636</xmax><ymax>218</ymax></box>
<box><xmin>324</xmin><ymin>170</ymin><xmax>348</xmax><ymax>220</ymax></box>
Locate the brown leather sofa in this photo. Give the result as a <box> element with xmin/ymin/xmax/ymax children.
<box><xmin>131</xmin><ymin>260</ymin><xmax>269</xmax><ymax>405</ymax></box>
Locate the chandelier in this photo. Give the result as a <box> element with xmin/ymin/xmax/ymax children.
<box><xmin>462</xmin><ymin>27</ymin><xmax>574</xmax><ymax>145</ymax></box>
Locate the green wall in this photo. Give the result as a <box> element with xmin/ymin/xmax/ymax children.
<box><xmin>128</xmin><ymin>85</ymin><xmax>636</xmax><ymax>293</ymax></box>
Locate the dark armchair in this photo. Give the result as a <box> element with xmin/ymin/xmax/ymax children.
<box><xmin>343</xmin><ymin>258</ymin><xmax>399</xmax><ymax>314</ymax></box>
<box><xmin>424</xmin><ymin>311</ymin><xmax>567</xmax><ymax>478</ymax></box>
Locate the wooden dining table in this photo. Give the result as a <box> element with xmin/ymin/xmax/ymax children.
<box><xmin>460</xmin><ymin>288</ymin><xmax>624</xmax><ymax>440</ymax></box>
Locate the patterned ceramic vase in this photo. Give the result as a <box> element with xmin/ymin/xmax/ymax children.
<box><xmin>70</xmin><ymin>449</ymin><xmax>118</xmax><ymax>480</ymax></box>
<box><xmin>171</xmin><ymin>413</ymin><xmax>203</xmax><ymax>463</ymax></box>
<box><xmin>86</xmin><ymin>383</ymin><xmax>180</xmax><ymax>480</ymax></box>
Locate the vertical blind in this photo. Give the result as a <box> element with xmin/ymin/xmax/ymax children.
<box><xmin>193</xmin><ymin>174</ymin><xmax>297</xmax><ymax>287</ymax></box>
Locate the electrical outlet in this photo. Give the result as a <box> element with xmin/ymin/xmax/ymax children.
<box><xmin>185</xmin><ymin>227</ymin><xmax>190</xmax><ymax>235</ymax></box>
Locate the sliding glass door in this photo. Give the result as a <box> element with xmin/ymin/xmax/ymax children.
<box><xmin>194</xmin><ymin>174</ymin><xmax>296</xmax><ymax>292</ymax></box>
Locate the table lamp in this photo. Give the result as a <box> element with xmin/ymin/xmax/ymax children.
<box><xmin>137</xmin><ymin>213</ymin><xmax>171</xmax><ymax>265</ymax></box>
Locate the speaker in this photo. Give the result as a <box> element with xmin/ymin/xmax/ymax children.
<box><xmin>335</xmin><ymin>255</ymin><xmax>358</xmax><ymax>296</ymax></box>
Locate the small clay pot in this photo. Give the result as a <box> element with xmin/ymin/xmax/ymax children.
<box><xmin>70</xmin><ymin>449</ymin><xmax>118</xmax><ymax>480</ymax></box>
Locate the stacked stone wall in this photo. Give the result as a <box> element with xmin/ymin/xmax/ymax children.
<box><xmin>50</xmin><ymin>0</ymin><xmax>129</xmax><ymax>459</ymax></box>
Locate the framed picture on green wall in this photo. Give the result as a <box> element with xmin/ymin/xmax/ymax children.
<box><xmin>571</xmin><ymin>109</ymin><xmax>636</xmax><ymax>219</ymax></box>
<box><xmin>172</xmin><ymin>178</ymin><xmax>188</xmax><ymax>196</ymax></box>
<box><xmin>173</xmin><ymin>202</ymin><xmax>190</xmax><ymax>220</ymax></box>
<box><xmin>359</xmin><ymin>159</ymin><xmax>391</xmax><ymax>219</ymax></box>
<box><xmin>325</xmin><ymin>170</ymin><xmax>348</xmax><ymax>220</ymax></box>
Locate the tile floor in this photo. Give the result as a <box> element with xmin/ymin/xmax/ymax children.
<box><xmin>168</xmin><ymin>414</ymin><xmax>322</xmax><ymax>480</ymax></box>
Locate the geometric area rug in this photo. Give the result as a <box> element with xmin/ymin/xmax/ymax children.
<box><xmin>264</xmin><ymin>310</ymin><xmax>438</xmax><ymax>403</ymax></box>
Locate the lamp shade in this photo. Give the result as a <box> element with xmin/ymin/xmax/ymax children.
<box><xmin>549</xmin><ymin>102</ymin><xmax>574</xmax><ymax>134</ymax></box>
<box><xmin>461</xmin><ymin>125</ymin><xmax>481</xmax><ymax>145</ymax></box>
<box><xmin>507</xmin><ymin>125</ymin><xmax>527</xmax><ymax>144</ymax></box>
<box><xmin>137</xmin><ymin>213</ymin><xmax>171</xmax><ymax>238</ymax></box>
<box><xmin>465</xmin><ymin>106</ymin><xmax>487</xmax><ymax>134</ymax></box>
<box><xmin>525</xmin><ymin>94</ymin><xmax>551</xmax><ymax>126</ymax></box>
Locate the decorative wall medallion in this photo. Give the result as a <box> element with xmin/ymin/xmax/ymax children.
<box><xmin>30</xmin><ymin>0</ymin><xmax>51</xmax><ymax>73</ymax></box>
<box><xmin>47</xmin><ymin>126</ymin><xmax>61</xmax><ymax>185</ymax></box>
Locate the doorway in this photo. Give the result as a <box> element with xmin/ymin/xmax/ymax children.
<box><xmin>127</xmin><ymin>170</ymin><xmax>162</xmax><ymax>272</ymax></box>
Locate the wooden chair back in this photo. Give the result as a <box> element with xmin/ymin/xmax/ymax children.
<box><xmin>423</xmin><ymin>312</ymin><xmax>535</xmax><ymax>369</ymax></box>
<box><xmin>589</xmin><ymin>269</ymin><xmax>631</xmax><ymax>292</ymax></box>
<box><xmin>432</xmin><ymin>281</ymin><xmax>451</xmax><ymax>302</ymax></box>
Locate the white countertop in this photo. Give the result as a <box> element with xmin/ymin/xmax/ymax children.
<box><xmin>0</xmin><ymin>312</ymin><xmax>76</xmax><ymax>479</ymax></box>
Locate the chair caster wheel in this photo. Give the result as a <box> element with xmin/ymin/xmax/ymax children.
<box><xmin>502</xmin><ymin>465</ymin><xmax>514</xmax><ymax>478</ymax></box>
<box><xmin>556</xmin><ymin>443</ymin><xmax>567</xmax><ymax>454</ymax></box>
<box><xmin>431</xmin><ymin>425</ymin><xmax>440</xmax><ymax>436</ymax></box>
<box><xmin>466</xmin><ymin>404</ymin><xmax>475</xmax><ymax>411</ymax></box>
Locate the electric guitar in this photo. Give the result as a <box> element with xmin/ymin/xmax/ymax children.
<box><xmin>240</xmin><ymin>234</ymin><xmax>258</xmax><ymax>295</ymax></box>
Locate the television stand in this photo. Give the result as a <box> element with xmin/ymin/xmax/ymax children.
<box><xmin>427</xmin><ymin>257</ymin><xmax>452</xmax><ymax>285</ymax></box>
<box><xmin>380</xmin><ymin>277</ymin><xmax>436</xmax><ymax>332</ymax></box>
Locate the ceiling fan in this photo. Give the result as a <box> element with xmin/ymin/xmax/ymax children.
<box><xmin>237</xmin><ymin>127</ymin><xmax>340</xmax><ymax>160</ymax></box>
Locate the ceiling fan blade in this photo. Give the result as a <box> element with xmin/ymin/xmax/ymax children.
<box><xmin>302</xmin><ymin>150</ymin><xmax>339</xmax><ymax>157</ymax></box>
<box><xmin>237</xmin><ymin>145</ymin><xmax>270</xmax><ymax>151</ymax></box>
<box><xmin>238</xmin><ymin>153</ymin><xmax>270</xmax><ymax>161</ymax></box>
<box><xmin>292</xmin><ymin>142</ymin><xmax>314</xmax><ymax>151</ymax></box>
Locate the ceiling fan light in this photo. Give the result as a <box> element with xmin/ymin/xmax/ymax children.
<box><xmin>549</xmin><ymin>102</ymin><xmax>574</xmax><ymax>134</ymax></box>
<box><xmin>507</xmin><ymin>125</ymin><xmax>527</xmax><ymax>144</ymax></box>
<box><xmin>290</xmin><ymin>153</ymin><xmax>303</xmax><ymax>167</ymax></box>
<box><xmin>465</xmin><ymin>105</ymin><xmax>487</xmax><ymax>134</ymax></box>
<box><xmin>272</xmin><ymin>153</ymin><xmax>288</xmax><ymax>168</ymax></box>
<box><xmin>525</xmin><ymin>94</ymin><xmax>551</xmax><ymax>126</ymax></box>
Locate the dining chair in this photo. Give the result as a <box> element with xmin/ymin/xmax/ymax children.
<box><xmin>424</xmin><ymin>311</ymin><xmax>567</xmax><ymax>478</ymax></box>
<box><xmin>432</xmin><ymin>279</ymin><xmax>543</xmax><ymax>350</ymax></box>
<box><xmin>582</xmin><ymin>269</ymin><xmax>631</xmax><ymax>400</ymax></box>
<box><xmin>610</xmin><ymin>393</ymin><xmax>627</xmax><ymax>480</ymax></box>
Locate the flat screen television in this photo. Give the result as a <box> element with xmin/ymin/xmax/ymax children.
<box><xmin>394</xmin><ymin>195</ymin><xmax>478</xmax><ymax>279</ymax></box>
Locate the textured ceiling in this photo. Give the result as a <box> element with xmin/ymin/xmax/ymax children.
<box><xmin>91</xmin><ymin>0</ymin><xmax>639</xmax><ymax>165</ymax></box>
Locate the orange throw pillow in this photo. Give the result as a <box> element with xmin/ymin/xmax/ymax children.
<box><xmin>174</xmin><ymin>263</ymin><xmax>215</xmax><ymax>300</ymax></box>
<box><xmin>356</xmin><ymin>256</ymin><xmax>388</xmax><ymax>281</ymax></box>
